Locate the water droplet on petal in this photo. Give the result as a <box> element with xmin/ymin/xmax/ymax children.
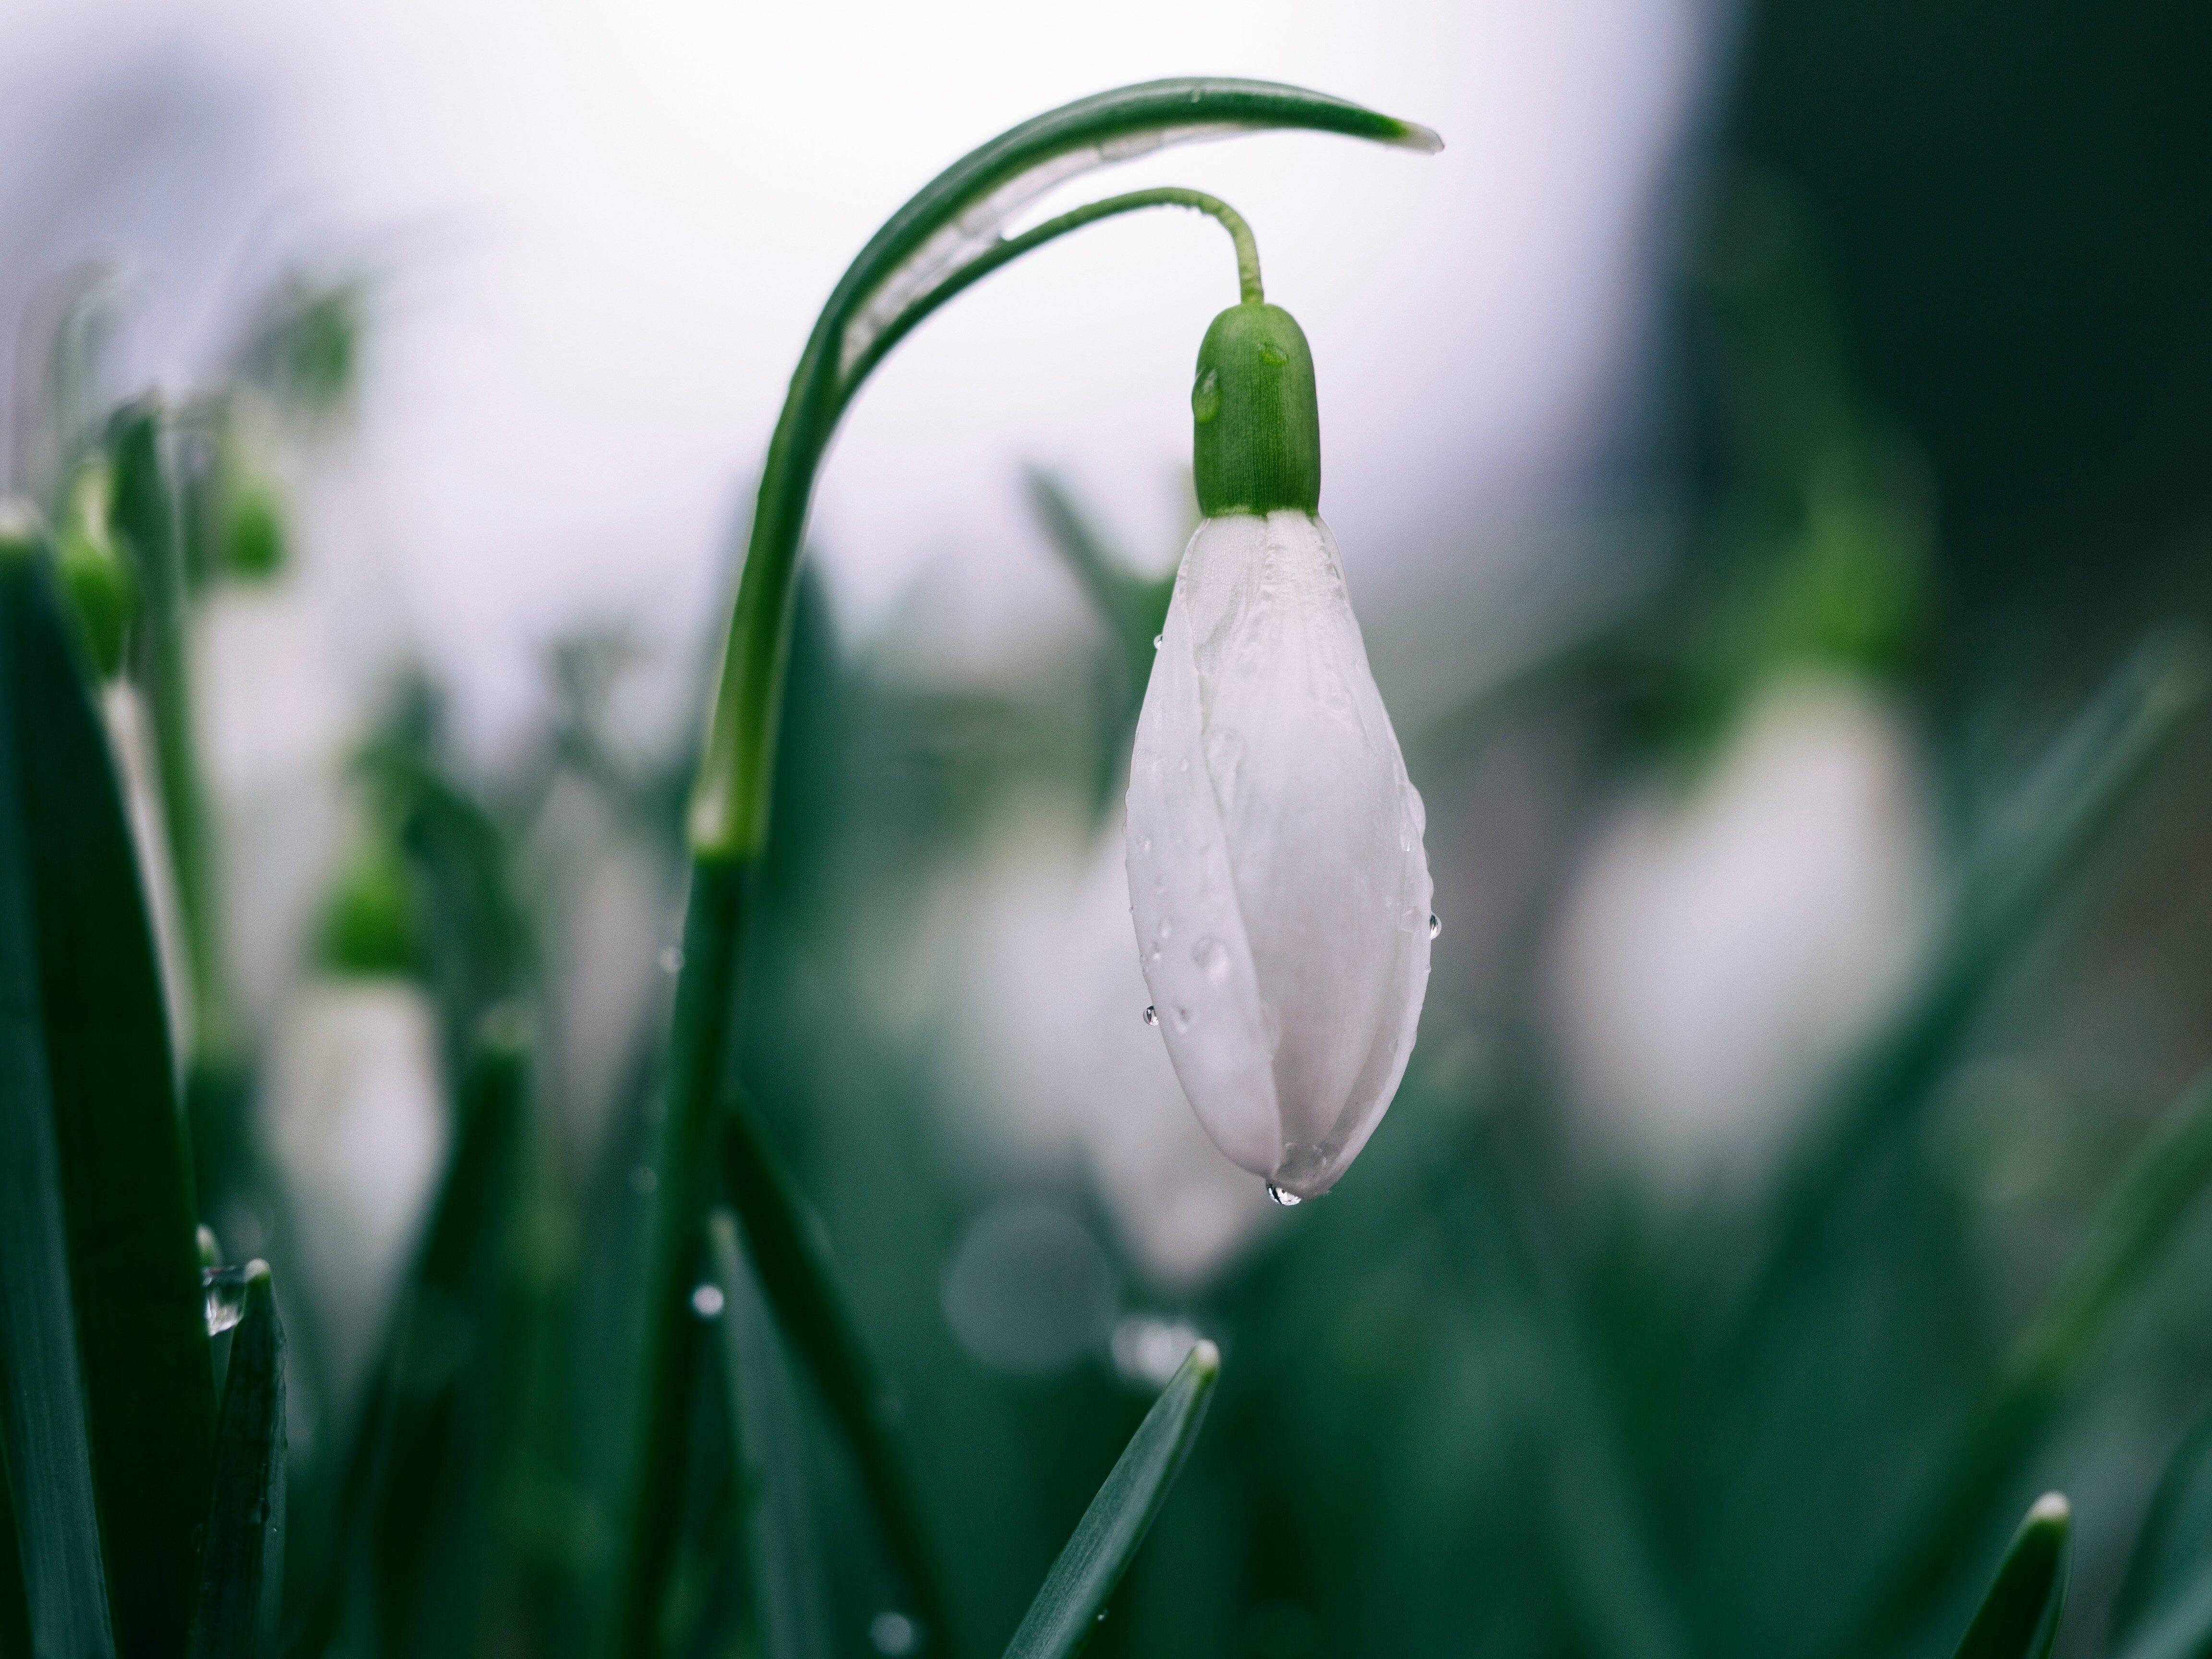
<box><xmin>1192</xmin><ymin>936</ymin><xmax>1231</xmax><ymax>985</ymax></box>
<box><xmin>203</xmin><ymin>1266</ymin><xmax>250</xmax><ymax>1335</ymax></box>
<box><xmin>1398</xmin><ymin>907</ymin><xmax>1426</xmax><ymax>933</ymax></box>
<box><xmin>690</xmin><ymin>1283</ymin><xmax>725</xmax><ymax>1319</ymax></box>
<box><xmin>1171</xmin><ymin>1005</ymin><xmax>1195</xmax><ymax>1032</ymax></box>
<box><xmin>1257</xmin><ymin>340</ymin><xmax>1288</xmax><ymax>367</ymax></box>
<box><xmin>1265</xmin><ymin>1183</ymin><xmax>1302</xmax><ymax>1208</ymax></box>
<box><xmin>1153</xmin><ymin>632</ymin><xmax>1165</xmax><ymax>649</ymax></box>
<box><xmin>1156</xmin><ymin>917</ymin><xmax>1173</xmax><ymax>941</ymax></box>
<box><xmin>1142</xmin><ymin>1005</ymin><xmax>1159</xmax><ymax>1027</ymax></box>
<box><xmin>1429</xmin><ymin>913</ymin><xmax>1442</xmax><ymax>939</ymax></box>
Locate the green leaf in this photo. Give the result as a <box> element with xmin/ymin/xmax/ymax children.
<box><xmin>715</xmin><ymin>1095</ymin><xmax>950</xmax><ymax>1652</ymax></box>
<box><xmin>707</xmin><ymin>1210</ymin><xmax>831</xmax><ymax>1659</ymax></box>
<box><xmin>188</xmin><ymin>1262</ymin><xmax>286</xmax><ymax>1659</ymax></box>
<box><xmin>1001</xmin><ymin>1340</ymin><xmax>1221</xmax><ymax>1659</ymax></box>
<box><xmin>0</xmin><ymin>516</ymin><xmax>119</xmax><ymax>1659</ymax></box>
<box><xmin>283</xmin><ymin>1020</ymin><xmax>533</xmax><ymax>1659</ymax></box>
<box><xmin>0</xmin><ymin>509</ymin><xmax>213</xmax><ymax>1659</ymax></box>
<box><xmin>1833</xmin><ymin>1065</ymin><xmax>2212</xmax><ymax>1659</ymax></box>
<box><xmin>2115</xmin><ymin>1408</ymin><xmax>2212</xmax><ymax>1644</ymax></box>
<box><xmin>2110</xmin><ymin>1570</ymin><xmax>2212</xmax><ymax>1659</ymax></box>
<box><xmin>1951</xmin><ymin>1494</ymin><xmax>2069</xmax><ymax>1659</ymax></box>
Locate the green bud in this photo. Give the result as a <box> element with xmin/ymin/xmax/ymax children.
<box><xmin>224</xmin><ymin>479</ymin><xmax>288</xmax><ymax>581</ymax></box>
<box><xmin>56</xmin><ymin>464</ymin><xmax>137</xmax><ymax>679</ymax></box>
<box><xmin>1191</xmin><ymin>301</ymin><xmax>1321</xmax><ymax>518</ymax></box>
<box><xmin>318</xmin><ymin>843</ymin><xmax>423</xmax><ymax>977</ymax></box>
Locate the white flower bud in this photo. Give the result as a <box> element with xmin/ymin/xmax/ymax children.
<box><xmin>1125</xmin><ymin>509</ymin><xmax>1431</xmax><ymax>1201</ymax></box>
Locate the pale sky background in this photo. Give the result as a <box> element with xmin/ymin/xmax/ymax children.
<box><xmin>0</xmin><ymin>0</ymin><xmax>1716</xmax><ymax>753</ymax></box>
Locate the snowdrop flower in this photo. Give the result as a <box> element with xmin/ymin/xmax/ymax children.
<box><xmin>1548</xmin><ymin>671</ymin><xmax>1940</xmax><ymax>1185</ymax></box>
<box><xmin>1126</xmin><ymin>299</ymin><xmax>1432</xmax><ymax>1203</ymax></box>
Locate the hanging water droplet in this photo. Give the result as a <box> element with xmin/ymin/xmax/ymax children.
<box><xmin>1153</xmin><ymin>633</ymin><xmax>1165</xmax><ymax>650</ymax></box>
<box><xmin>690</xmin><ymin>1283</ymin><xmax>725</xmax><ymax>1319</ymax></box>
<box><xmin>1142</xmin><ymin>1005</ymin><xmax>1159</xmax><ymax>1027</ymax></box>
<box><xmin>202</xmin><ymin>1266</ymin><xmax>250</xmax><ymax>1335</ymax></box>
<box><xmin>659</xmin><ymin>945</ymin><xmax>685</xmax><ymax>974</ymax></box>
<box><xmin>1429</xmin><ymin>913</ymin><xmax>1442</xmax><ymax>939</ymax></box>
<box><xmin>1192</xmin><ymin>936</ymin><xmax>1231</xmax><ymax>985</ymax></box>
<box><xmin>1265</xmin><ymin>1183</ymin><xmax>1302</xmax><ymax>1208</ymax></box>
<box><xmin>869</xmin><ymin>1612</ymin><xmax>918</xmax><ymax>1656</ymax></box>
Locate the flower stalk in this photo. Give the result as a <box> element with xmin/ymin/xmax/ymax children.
<box><xmin>621</xmin><ymin>78</ymin><xmax>1437</xmax><ymax>1659</ymax></box>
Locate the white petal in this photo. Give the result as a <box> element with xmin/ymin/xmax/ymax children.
<box><xmin>1126</xmin><ymin>511</ymin><xmax>1431</xmax><ymax>1197</ymax></box>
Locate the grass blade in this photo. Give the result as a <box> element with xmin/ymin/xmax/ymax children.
<box><xmin>1952</xmin><ymin>1494</ymin><xmax>2069</xmax><ymax>1659</ymax></box>
<box><xmin>2111</xmin><ymin>1569</ymin><xmax>2212</xmax><ymax>1659</ymax></box>
<box><xmin>189</xmin><ymin>1262</ymin><xmax>286</xmax><ymax>1659</ymax></box>
<box><xmin>1833</xmin><ymin>1066</ymin><xmax>2212</xmax><ymax>1659</ymax></box>
<box><xmin>715</xmin><ymin>1094</ymin><xmax>950</xmax><ymax>1652</ymax></box>
<box><xmin>0</xmin><ymin>514</ymin><xmax>118</xmax><ymax>1659</ymax></box>
<box><xmin>2115</xmin><ymin>1408</ymin><xmax>2212</xmax><ymax>1644</ymax></box>
<box><xmin>282</xmin><ymin>1021</ymin><xmax>533</xmax><ymax>1659</ymax></box>
<box><xmin>1001</xmin><ymin>1340</ymin><xmax>1220</xmax><ymax>1659</ymax></box>
<box><xmin>0</xmin><ymin>512</ymin><xmax>211</xmax><ymax>1659</ymax></box>
<box><xmin>707</xmin><ymin>1210</ymin><xmax>831</xmax><ymax>1659</ymax></box>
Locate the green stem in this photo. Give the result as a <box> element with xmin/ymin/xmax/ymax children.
<box><xmin>618</xmin><ymin>78</ymin><xmax>1438</xmax><ymax>1659</ymax></box>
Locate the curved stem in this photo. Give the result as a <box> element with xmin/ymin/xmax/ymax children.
<box><xmin>620</xmin><ymin>78</ymin><xmax>1438</xmax><ymax>1659</ymax></box>
<box><xmin>837</xmin><ymin>187</ymin><xmax>1262</xmax><ymax>407</ymax></box>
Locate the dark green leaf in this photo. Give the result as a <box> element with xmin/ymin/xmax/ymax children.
<box><xmin>189</xmin><ymin>1262</ymin><xmax>286</xmax><ymax>1659</ymax></box>
<box><xmin>284</xmin><ymin>1020</ymin><xmax>533</xmax><ymax>1659</ymax></box>
<box><xmin>2116</xmin><ymin>1408</ymin><xmax>2212</xmax><ymax>1644</ymax></box>
<box><xmin>707</xmin><ymin>1210</ymin><xmax>831</xmax><ymax>1659</ymax></box>
<box><xmin>1951</xmin><ymin>1494</ymin><xmax>2069</xmax><ymax>1659</ymax></box>
<box><xmin>1001</xmin><ymin>1340</ymin><xmax>1220</xmax><ymax>1659</ymax></box>
<box><xmin>0</xmin><ymin>510</ymin><xmax>118</xmax><ymax>1659</ymax></box>
<box><xmin>715</xmin><ymin>1092</ymin><xmax>950</xmax><ymax>1651</ymax></box>
<box><xmin>0</xmin><ymin>510</ymin><xmax>212</xmax><ymax>1659</ymax></box>
<box><xmin>2111</xmin><ymin>1570</ymin><xmax>2212</xmax><ymax>1659</ymax></box>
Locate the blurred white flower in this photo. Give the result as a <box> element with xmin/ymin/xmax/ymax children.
<box><xmin>1125</xmin><ymin>510</ymin><xmax>1432</xmax><ymax>1202</ymax></box>
<box><xmin>941</xmin><ymin>824</ymin><xmax>1275</xmax><ymax>1290</ymax></box>
<box><xmin>1547</xmin><ymin>672</ymin><xmax>1940</xmax><ymax>1184</ymax></box>
<box><xmin>264</xmin><ymin>975</ymin><xmax>448</xmax><ymax>1393</ymax></box>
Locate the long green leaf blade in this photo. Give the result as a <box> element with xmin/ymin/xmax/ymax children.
<box><xmin>0</xmin><ymin>509</ymin><xmax>211</xmax><ymax>1659</ymax></box>
<box><xmin>2111</xmin><ymin>1569</ymin><xmax>2212</xmax><ymax>1659</ymax></box>
<box><xmin>713</xmin><ymin>1095</ymin><xmax>949</xmax><ymax>1650</ymax></box>
<box><xmin>1001</xmin><ymin>1340</ymin><xmax>1221</xmax><ymax>1659</ymax></box>
<box><xmin>1952</xmin><ymin>1494</ymin><xmax>2069</xmax><ymax>1659</ymax></box>
<box><xmin>2115</xmin><ymin>1409</ymin><xmax>2212</xmax><ymax>1644</ymax></box>
<box><xmin>188</xmin><ymin>1262</ymin><xmax>286</xmax><ymax>1659</ymax></box>
<box><xmin>707</xmin><ymin>1210</ymin><xmax>831</xmax><ymax>1659</ymax></box>
<box><xmin>0</xmin><ymin>514</ymin><xmax>119</xmax><ymax>1659</ymax></box>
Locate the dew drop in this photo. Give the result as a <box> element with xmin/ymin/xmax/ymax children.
<box><xmin>659</xmin><ymin>945</ymin><xmax>685</xmax><ymax>974</ymax></box>
<box><xmin>1265</xmin><ymin>1183</ymin><xmax>1302</xmax><ymax>1208</ymax></box>
<box><xmin>1257</xmin><ymin>340</ymin><xmax>1288</xmax><ymax>367</ymax></box>
<box><xmin>202</xmin><ymin>1266</ymin><xmax>250</xmax><ymax>1336</ymax></box>
<box><xmin>195</xmin><ymin>1224</ymin><xmax>222</xmax><ymax>1273</ymax></box>
<box><xmin>1156</xmin><ymin>916</ymin><xmax>1173</xmax><ymax>941</ymax></box>
<box><xmin>1138</xmin><ymin>837</ymin><xmax>1152</xmax><ymax>854</ymax></box>
<box><xmin>1429</xmin><ymin>913</ymin><xmax>1442</xmax><ymax>939</ymax></box>
<box><xmin>1191</xmin><ymin>366</ymin><xmax>1222</xmax><ymax>424</ymax></box>
<box><xmin>1153</xmin><ymin>633</ymin><xmax>1165</xmax><ymax>649</ymax></box>
<box><xmin>1142</xmin><ymin>1005</ymin><xmax>1159</xmax><ymax>1027</ymax></box>
<box><xmin>690</xmin><ymin>1283</ymin><xmax>725</xmax><ymax>1319</ymax></box>
<box><xmin>1192</xmin><ymin>936</ymin><xmax>1231</xmax><ymax>985</ymax></box>
<box><xmin>1398</xmin><ymin>907</ymin><xmax>1426</xmax><ymax>934</ymax></box>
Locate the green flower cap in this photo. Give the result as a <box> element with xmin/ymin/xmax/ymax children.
<box><xmin>1192</xmin><ymin>301</ymin><xmax>1321</xmax><ymax>518</ymax></box>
